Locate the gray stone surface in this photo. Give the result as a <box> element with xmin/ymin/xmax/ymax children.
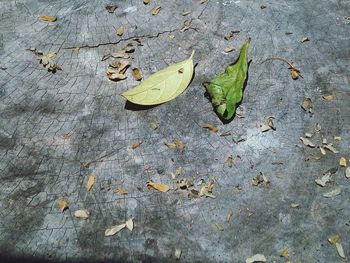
<box><xmin>0</xmin><ymin>0</ymin><xmax>350</xmax><ymax>262</ymax></box>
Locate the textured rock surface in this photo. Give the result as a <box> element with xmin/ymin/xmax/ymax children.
<box><xmin>0</xmin><ymin>0</ymin><xmax>350</xmax><ymax>262</ymax></box>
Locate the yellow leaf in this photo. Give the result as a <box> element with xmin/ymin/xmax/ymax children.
<box><xmin>279</xmin><ymin>247</ymin><xmax>289</xmax><ymax>257</ymax></box>
<box><xmin>152</xmin><ymin>6</ymin><xmax>161</xmax><ymax>15</ymax></box>
<box><xmin>328</xmin><ymin>234</ymin><xmax>340</xmax><ymax>245</ymax></box>
<box><xmin>40</xmin><ymin>15</ymin><xmax>57</xmax><ymax>22</ymax></box>
<box><xmin>147</xmin><ymin>180</ymin><xmax>170</xmax><ymax>192</ymax></box>
<box><xmin>339</xmin><ymin>157</ymin><xmax>347</xmax><ymax>167</ymax></box>
<box><xmin>215</xmin><ymin>223</ymin><xmax>224</xmax><ymax>231</ymax></box>
<box><xmin>57</xmin><ymin>199</ymin><xmax>69</xmax><ymax>212</ymax></box>
<box><xmin>116</xmin><ymin>26</ymin><xmax>125</xmax><ymax>36</ymax></box>
<box><xmin>121</xmin><ymin>51</ymin><xmax>195</xmax><ymax>105</ymax></box>
<box><xmin>86</xmin><ymin>175</ymin><xmax>95</xmax><ymax>191</ymax></box>
<box><xmin>132</xmin><ymin>68</ymin><xmax>143</xmax><ymax>81</ymax></box>
<box><xmin>150</xmin><ymin>121</ymin><xmax>158</xmax><ymax>130</ymax></box>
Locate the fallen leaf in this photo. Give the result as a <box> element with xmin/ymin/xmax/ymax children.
<box><xmin>132</xmin><ymin>68</ymin><xmax>143</xmax><ymax>81</ymax></box>
<box><xmin>346</xmin><ymin>167</ymin><xmax>350</xmax><ymax>178</ymax></box>
<box><xmin>198</xmin><ymin>0</ymin><xmax>208</xmax><ymax>4</ymax></box>
<box><xmin>27</xmin><ymin>49</ymin><xmax>61</xmax><ymax>72</ymax></box>
<box><xmin>291</xmin><ymin>203</ymin><xmax>300</xmax><ymax>208</ymax></box>
<box><xmin>182</xmin><ymin>10</ymin><xmax>191</xmax><ymax>16</ymax></box>
<box><xmin>224</xmin><ymin>31</ymin><xmax>237</xmax><ymax>40</ymax></box>
<box><xmin>175</xmin><ymin>248</ymin><xmax>182</xmax><ymax>260</ymax></box>
<box><xmin>260</xmin><ymin>117</ymin><xmax>275</xmax><ymax>132</ymax></box>
<box><xmin>334</xmin><ymin>136</ymin><xmax>341</xmax><ymax>141</ymax></box>
<box><xmin>150</xmin><ymin>121</ymin><xmax>158</xmax><ymax>130</ymax></box>
<box><xmin>323</xmin><ymin>144</ymin><xmax>339</xmax><ymax>153</ymax></box>
<box><xmin>152</xmin><ymin>5</ymin><xmax>161</xmax><ymax>15</ymax></box>
<box><xmin>264</xmin><ymin>57</ymin><xmax>302</xmax><ymax>80</ymax></box>
<box><xmin>204</xmin><ymin>39</ymin><xmax>250</xmax><ymax>120</ymax></box>
<box><xmin>116</xmin><ymin>25</ymin><xmax>125</xmax><ymax>36</ymax></box>
<box><xmin>301</xmin><ymin>97</ymin><xmax>313</xmax><ymax>113</ymax></box>
<box><xmin>220</xmin><ymin>131</ymin><xmax>231</xmax><ymax>136</ymax></box>
<box><xmin>339</xmin><ymin>157</ymin><xmax>347</xmax><ymax>167</ymax></box>
<box><xmin>147</xmin><ymin>180</ymin><xmax>170</xmax><ymax>192</ymax></box>
<box><xmin>198</xmin><ymin>180</ymin><xmax>216</xmax><ymax>198</ymax></box>
<box><xmin>40</xmin><ymin>15</ymin><xmax>57</xmax><ymax>22</ymax></box>
<box><xmin>227</xmin><ymin>155</ymin><xmax>233</xmax><ymax>168</ymax></box>
<box><xmin>246</xmin><ymin>254</ymin><xmax>267</xmax><ymax>263</ymax></box>
<box><xmin>105</xmin><ymin>223</ymin><xmax>126</xmax><ymax>236</ymax></box>
<box><xmin>121</xmin><ymin>51</ymin><xmax>195</xmax><ymax>105</ymax></box>
<box><xmin>300</xmin><ymin>137</ymin><xmax>316</xmax><ymax>148</ymax></box>
<box><xmin>171</xmin><ymin>167</ymin><xmax>182</xmax><ymax>179</ymax></box>
<box><xmin>143</xmin><ymin>0</ymin><xmax>150</xmax><ymax>4</ymax></box>
<box><xmin>301</xmin><ymin>37</ymin><xmax>310</xmax><ymax>43</ymax></box>
<box><xmin>114</xmin><ymin>187</ymin><xmax>128</xmax><ymax>195</ymax></box>
<box><xmin>74</xmin><ymin>209</ymin><xmax>90</xmax><ymax>219</ymax></box>
<box><xmin>110</xmin><ymin>50</ymin><xmax>130</xmax><ymax>59</ymax></box>
<box><xmin>329</xmin><ymin>234</ymin><xmax>340</xmax><ymax>245</ymax></box>
<box><xmin>202</xmin><ymin>123</ymin><xmax>218</xmax><ymax>133</ymax></box>
<box><xmin>57</xmin><ymin>199</ymin><xmax>69</xmax><ymax>212</ymax></box>
<box><xmin>105</xmin><ymin>4</ymin><xmax>118</xmax><ymax>13</ymax></box>
<box><xmin>125</xmin><ymin>218</ymin><xmax>134</xmax><ymax>231</ymax></box>
<box><xmin>175</xmin><ymin>178</ymin><xmax>192</xmax><ymax>190</ymax></box>
<box><xmin>86</xmin><ymin>175</ymin><xmax>95</xmax><ymax>191</ymax></box>
<box><xmin>227</xmin><ymin>211</ymin><xmax>233</xmax><ymax>222</ymax></box>
<box><xmin>315</xmin><ymin>171</ymin><xmax>332</xmax><ymax>187</ymax></box>
<box><xmin>167</xmin><ymin>33</ymin><xmax>175</xmax><ymax>39</ymax></box>
<box><xmin>252</xmin><ymin>172</ymin><xmax>269</xmax><ymax>186</ymax></box>
<box><xmin>323</xmin><ymin>187</ymin><xmax>341</xmax><ymax>198</ymax></box>
<box><xmin>279</xmin><ymin>247</ymin><xmax>289</xmax><ymax>257</ymax></box>
<box><xmin>132</xmin><ymin>141</ymin><xmax>142</xmax><ymax>149</ymax></box>
<box><xmin>224</xmin><ymin>46</ymin><xmax>235</xmax><ymax>53</ymax></box>
<box><xmin>322</xmin><ymin>95</ymin><xmax>334</xmax><ymax>101</ymax></box>
<box><xmin>164</xmin><ymin>142</ymin><xmax>177</xmax><ymax>149</ymax></box>
<box><xmin>174</xmin><ymin>139</ymin><xmax>185</xmax><ymax>152</ymax></box>
<box><xmin>305</xmin><ymin>132</ymin><xmax>313</xmax><ymax>138</ymax></box>
<box><xmin>215</xmin><ymin>223</ymin><xmax>224</xmax><ymax>231</ymax></box>
<box><xmin>335</xmin><ymin>242</ymin><xmax>346</xmax><ymax>258</ymax></box>
<box><xmin>319</xmin><ymin>147</ymin><xmax>326</xmax><ymax>155</ymax></box>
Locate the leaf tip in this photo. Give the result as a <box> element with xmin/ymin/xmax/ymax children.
<box><xmin>190</xmin><ymin>50</ymin><xmax>196</xmax><ymax>60</ymax></box>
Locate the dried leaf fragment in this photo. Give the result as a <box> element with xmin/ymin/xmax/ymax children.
<box><xmin>260</xmin><ymin>117</ymin><xmax>275</xmax><ymax>132</ymax></box>
<box><xmin>152</xmin><ymin>5</ymin><xmax>161</xmax><ymax>15</ymax></box>
<box><xmin>339</xmin><ymin>157</ymin><xmax>347</xmax><ymax>167</ymax></box>
<box><xmin>252</xmin><ymin>172</ymin><xmax>269</xmax><ymax>186</ymax></box>
<box><xmin>202</xmin><ymin>123</ymin><xmax>218</xmax><ymax>133</ymax></box>
<box><xmin>322</xmin><ymin>95</ymin><xmax>334</xmax><ymax>101</ymax></box>
<box><xmin>315</xmin><ymin>171</ymin><xmax>332</xmax><ymax>187</ymax></box>
<box><xmin>329</xmin><ymin>234</ymin><xmax>340</xmax><ymax>245</ymax></box>
<box><xmin>182</xmin><ymin>10</ymin><xmax>191</xmax><ymax>16</ymax></box>
<box><xmin>224</xmin><ymin>46</ymin><xmax>235</xmax><ymax>53</ymax></box>
<box><xmin>174</xmin><ymin>248</ymin><xmax>182</xmax><ymax>260</ymax></box>
<box><xmin>132</xmin><ymin>68</ymin><xmax>143</xmax><ymax>81</ymax></box>
<box><xmin>345</xmin><ymin>167</ymin><xmax>350</xmax><ymax>178</ymax></box>
<box><xmin>264</xmin><ymin>57</ymin><xmax>302</xmax><ymax>80</ymax></box>
<box><xmin>105</xmin><ymin>223</ymin><xmax>126</xmax><ymax>236</ymax></box>
<box><xmin>215</xmin><ymin>223</ymin><xmax>224</xmax><ymax>231</ymax></box>
<box><xmin>223</xmin><ymin>31</ymin><xmax>239</xmax><ymax>40</ymax></box>
<box><xmin>27</xmin><ymin>48</ymin><xmax>61</xmax><ymax>72</ymax></box>
<box><xmin>246</xmin><ymin>254</ymin><xmax>267</xmax><ymax>263</ymax></box>
<box><xmin>323</xmin><ymin>144</ymin><xmax>339</xmax><ymax>153</ymax></box>
<box><xmin>116</xmin><ymin>26</ymin><xmax>125</xmax><ymax>36</ymax></box>
<box><xmin>336</xmin><ymin>242</ymin><xmax>346</xmax><ymax>258</ymax></box>
<box><xmin>57</xmin><ymin>199</ymin><xmax>69</xmax><ymax>212</ymax></box>
<box><xmin>227</xmin><ymin>211</ymin><xmax>233</xmax><ymax>222</ymax></box>
<box><xmin>300</xmin><ymin>137</ymin><xmax>316</xmax><ymax>148</ymax></box>
<box><xmin>279</xmin><ymin>247</ymin><xmax>289</xmax><ymax>257</ymax></box>
<box><xmin>147</xmin><ymin>180</ymin><xmax>170</xmax><ymax>192</ymax></box>
<box><xmin>105</xmin><ymin>4</ymin><xmax>118</xmax><ymax>13</ymax></box>
<box><xmin>301</xmin><ymin>97</ymin><xmax>313</xmax><ymax>113</ymax></box>
<box><xmin>227</xmin><ymin>155</ymin><xmax>233</xmax><ymax>168</ymax></box>
<box><xmin>143</xmin><ymin>0</ymin><xmax>150</xmax><ymax>4</ymax></box>
<box><xmin>40</xmin><ymin>15</ymin><xmax>57</xmax><ymax>22</ymax></box>
<box><xmin>301</xmin><ymin>37</ymin><xmax>310</xmax><ymax>43</ymax></box>
<box><xmin>174</xmin><ymin>139</ymin><xmax>185</xmax><ymax>152</ymax></box>
<box><xmin>74</xmin><ymin>209</ymin><xmax>90</xmax><ymax>219</ymax></box>
<box><xmin>125</xmin><ymin>218</ymin><xmax>134</xmax><ymax>231</ymax></box>
<box><xmin>132</xmin><ymin>141</ymin><xmax>143</xmax><ymax>149</ymax></box>
<box><xmin>150</xmin><ymin>121</ymin><xmax>158</xmax><ymax>130</ymax></box>
<box><xmin>334</xmin><ymin>136</ymin><xmax>341</xmax><ymax>141</ymax></box>
<box><xmin>198</xmin><ymin>0</ymin><xmax>208</xmax><ymax>4</ymax></box>
<box><xmin>86</xmin><ymin>175</ymin><xmax>95</xmax><ymax>191</ymax></box>
<box><xmin>164</xmin><ymin>142</ymin><xmax>176</xmax><ymax>149</ymax></box>
<box><xmin>171</xmin><ymin>167</ymin><xmax>182</xmax><ymax>179</ymax></box>
<box><xmin>291</xmin><ymin>203</ymin><xmax>300</xmax><ymax>208</ymax></box>
<box><xmin>114</xmin><ymin>187</ymin><xmax>128</xmax><ymax>195</ymax></box>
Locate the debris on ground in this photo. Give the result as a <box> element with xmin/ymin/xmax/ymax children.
<box><xmin>74</xmin><ymin>209</ymin><xmax>90</xmax><ymax>219</ymax></box>
<box><xmin>147</xmin><ymin>180</ymin><xmax>170</xmax><ymax>192</ymax></box>
<box><xmin>246</xmin><ymin>254</ymin><xmax>267</xmax><ymax>263</ymax></box>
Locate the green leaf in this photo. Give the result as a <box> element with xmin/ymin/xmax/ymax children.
<box><xmin>121</xmin><ymin>51</ymin><xmax>195</xmax><ymax>105</ymax></box>
<box><xmin>204</xmin><ymin>39</ymin><xmax>251</xmax><ymax>120</ymax></box>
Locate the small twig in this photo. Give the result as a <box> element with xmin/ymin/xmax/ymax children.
<box><xmin>261</xmin><ymin>57</ymin><xmax>303</xmax><ymax>79</ymax></box>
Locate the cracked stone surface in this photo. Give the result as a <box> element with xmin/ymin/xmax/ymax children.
<box><xmin>0</xmin><ymin>0</ymin><xmax>350</xmax><ymax>262</ymax></box>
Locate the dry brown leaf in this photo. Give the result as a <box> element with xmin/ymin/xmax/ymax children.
<box><xmin>202</xmin><ymin>123</ymin><xmax>218</xmax><ymax>133</ymax></box>
<box><xmin>227</xmin><ymin>155</ymin><xmax>233</xmax><ymax>168</ymax></box>
<box><xmin>105</xmin><ymin>4</ymin><xmax>118</xmax><ymax>13</ymax></box>
<box><xmin>246</xmin><ymin>254</ymin><xmax>267</xmax><ymax>263</ymax></box>
<box><xmin>198</xmin><ymin>180</ymin><xmax>216</xmax><ymax>198</ymax></box>
<box><xmin>301</xmin><ymin>97</ymin><xmax>313</xmax><ymax>113</ymax></box>
<box><xmin>57</xmin><ymin>199</ymin><xmax>69</xmax><ymax>212</ymax></box>
<box><xmin>164</xmin><ymin>142</ymin><xmax>176</xmax><ymax>149</ymax></box>
<box><xmin>346</xmin><ymin>167</ymin><xmax>350</xmax><ymax>178</ymax></box>
<box><xmin>63</xmin><ymin>132</ymin><xmax>73</xmax><ymax>140</ymax></box>
<box><xmin>227</xmin><ymin>211</ymin><xmax>233</xmax><ymax>222</ymax></box>
<box><xmin>174</xmin><ymin>139</ymin><xmax>185</xmax><ymax>152</ymax></box>
<box><xmin>329</xmin><ymin>234</ymin><xmax>340</xmax><ymax>245</ymax></box>
<box><xmin>110</xmin><ymin>50</ymin><xmax>130</xmax><ymax>59</ymax></box>
<box><xmin>147</xmin><ymin>180</ymin><xmax>170</xmax><ymax>192</ymax></box>
<box><xmin>125</xmin><ymin>218</ymin><xmax>134</xmax><ymax>231</ymax></box>
<box><xmin>152</xmin><ymin>5</ymin><xmax>161</xmax><ymax>15</ymax></box>
<box><xmin>339</xmin><ymin>157</ymin><xmax>347</xmax><ymax>167</ymax></box>
<box><xmin>300</xmin><ymin>137</ymin><xmax>316</xmax><ymax>148</ymax></box>
<box><xmin>252</xmin><ymin>172</ymin><xmax>269</xmax><ymax>186</ymax></box>
<box><xmin>116</xmin><ymin>26</ymin><xmax>125</xmax><ymax>36</ymax></box>
<box><xmin>260</xmin><ymin>117</ymin><xmax>275</xmax><ymax>132</ymax></box>
<box><xmin>171</xmin><ymin>167</ymin><xmax>182</xmax><ymax>179</ymax></box>
<box><xmin>279</xmin><ymin>247</ymin><xmax>289</xmax><ymax>257</ymax></box>
<box><xmin>40</xmin><ymin>15</ymin><xmax>57</xmax><ymax>22</ymax></box>
<box><xmin>132</xmin><ymin>141</ymin><xmax>143</xmax><ymax>149</ymax></box>
<box><xmin>114</xmin><ymin>187</ymin><xmax>128</xmax><ymax>195</ymax></box>
<box><xmin>224</xmin><ymin>32</ymin><xmax>234</xmax><ymax>40</ymax></box>
<box><xmin>143</xmin><ymin>0</ymin><xmax>150</xmax><ymax>4</ymax></box>
<box><xmin>215</xmin><ymin>223</ymin><xmax>224</xmax><ymax>231</ymax></box>
<box><xmin>132</xmin><ymin>68</ymin><xmax>143</xmax><ymax>81</ymax></box>
<box><xmin>322</xmin><ymin>95</ymin><xmax>334</xmax><ymax>101</ymax></box>
<box><xmin>150</xmin><ymin>121</ymin><xmax>158</xmax><ymax>130</ymax></box>
<box><xmin>105</xmin><ymin>223</ymin><xmax>126</xmax><ymax>236</ymax></box>
<box><xmin>86</xmin><ymin>175</ymin><xmax>95</xmax><ymax>191</ymax></box>
<box><xmin>74</xmin><ymin>209</ymin><xmax>90</xmax><ymax>219</ymax></box>
<box><xmin>175</xmin><ymin>248</ymin><xmax>182</xmax><ymax>260</ymax></box>
<box><xmin>224</xmin><ymin>46</ymin><xmax>235</xmax><ymax>53</ymax></box>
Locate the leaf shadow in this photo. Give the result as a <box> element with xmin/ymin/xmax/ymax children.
<box><xmin>204</xmin><ymin>59</ymin><xmax>252</xmax><ymax>124</ymax></box>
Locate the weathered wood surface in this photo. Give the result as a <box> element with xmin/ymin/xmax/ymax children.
<box><xmin>0</xmin><ymin>0</ymin><xmax>350</xmax><ymax>262</ymax></box>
